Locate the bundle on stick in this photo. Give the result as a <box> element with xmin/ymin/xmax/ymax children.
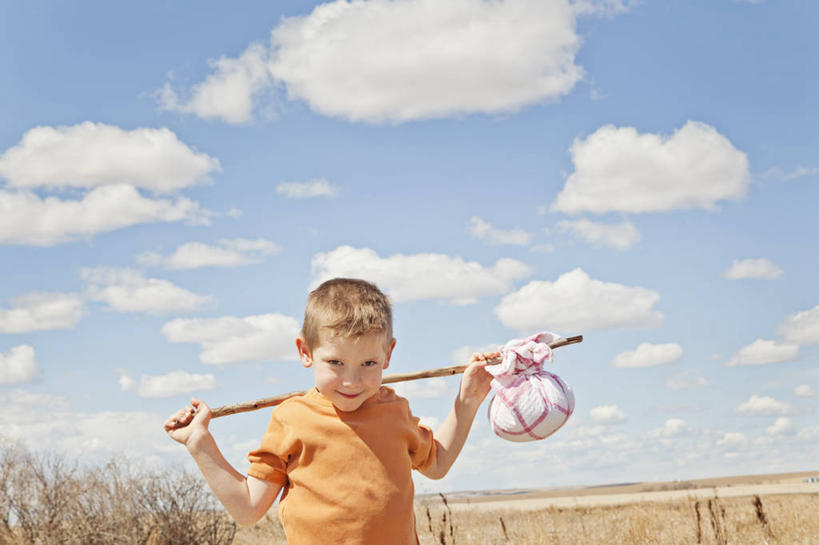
<box><xmin>211</xmin><ymin>333</ymin><xmax>582</xmax><ymax>440</ymax></box>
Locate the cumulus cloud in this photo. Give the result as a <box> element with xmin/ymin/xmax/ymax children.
<box><xmin>494</xmin><ymin>268</ymin><xmax>662</xmax><ymax>333</ymax></box>
<box><xmin>310</xmin><ymin>246</ymin><xmax>532</xmax><ymax>305</ymax></box>
<box><xmin>83</xmin><ymin>267</ymin><xmax>211</xmax><ymax>315</ymax></box>
<box><xmin>119</xmin><ymin>370</ymin><xmax>218</xmax><ymax>398</ymax></box>
<box><xmin>0</xmin><ymin>345</ymin><xmax>41</xmax><ymax>386</ymax></box>
<box><xmin>795</xmin><ymin>384</ymin><xmax>819</xmax><ymax>397</ymax></box>
<box><xmin>550</xmin><ymin>121</ymin><xmax>750</xmax><ymax>214</ymax></box>
<box><xmin>717</xmin><ymin>432</ymin><xmax>748</xmax><ymax>451</ymax></box>
<box><xmin>571</xmin><ymin>0</ymin><xmax>636</xmax><ymax>14</ymax></box>
<box><xmin>469</xmin><ymin>217</ymin><xmax>533</xmax><ymax>246</ymax></box>
<box><xmin>777</xmin><ymin>305</ymin><xmax>819</xmax><ymax>345</ymax></box>
<box><xmin>138</xmin><ymin>238</ymin><xmax>281</xmax><ymax>270</ymax></box>
<box><xmin>766</xmin><ymin>417</ymin><xmax>794</xmax><ymax>436</ymax></box>
<box><xmin>0</xmin><ymin>185</ymin><xmax>208</xmax><ymax>246</ymax></box>
<box><xmin>157</xmin><ymin>43</ymin><xmax>273</xmax><ymax>124</ymax></box>
<box><xmin>0</xmin><ymin>292</ymin><xmax>84</xmax><ymax>333</ymax></box>
<box><xmin>160</xmin><ymin>0</ymin><xmax>586</xmax><ymax>124</ymax></box>
<box><xmin>722</xmin><ymin>258</ymin><xmax>783</xmax><ymax>280</ymax></box>
<box><xmin>0</xmin><ymin>122</ymin><xmax>220</xmax><ymax>193</ymax></box>
<box><xmin>161</xmin><ymin>313</ymin><xmax>300</xmax><ymax>365</ymax></box>
<box><xmin>610</xmin><ymin>342</ymin><xmax>683</xmax><ymax>368</ymax></box>
<box><xmin>392</xmin><ymin>378</ymin><xmax>449</xmax><ymax>401</ymax></box>
<box><xmin>0</xmin><ymin>390</ymin><xmax>174</xmax><ymax>461</ymax></box>
<box><xmin>649</xmin><ymin>418</ymin><xmax>688</xmax><ymax>439</ymax></box>
<box><xmin>735</xmin><ymin>395</ymin><xmax>793</xmax><ymax>416</ymax></box>
<box><xmin>725</xmin><ymin>339</ymin><xmax>800</xmax><ymax>367</ymax></box>
<box><xmin>589</xmin><ymin>404</ymin><xmax>626</xmax><ymax>425</ymax></box>
<box><xmin>556</xmin><ymin>218</ymin><xmax>640</xmax><ymax>250</ymax></box>
<box><xmin>665</xmin><ymin>370</ymin><xmax>708</xmax><ymax>390</ymax></box>
<box><xmin>276</xmin><ymin>178</ymin><xmax>339</xmax><ymax>199</ymax></box>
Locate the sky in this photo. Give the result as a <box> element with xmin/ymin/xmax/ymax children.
<box><xmin>1</xmin><ymin>0</ymin><xmax>817</xmax><ymax>495</ymax></box>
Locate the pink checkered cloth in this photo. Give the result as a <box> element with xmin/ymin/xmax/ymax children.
<box><xmin>486</xmin><ymin>331</ymin><xmax>575</xmax><ymax>442</ymax></box>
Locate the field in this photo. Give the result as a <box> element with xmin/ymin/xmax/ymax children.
<box><xmin>2</xmin><ymin>443</ymin><xmax>816</xmax><ymax>545</ymax></box>
<box><xmin>236</xmin><ymin>472</ymin><xmax>819</xmax><ymax>545</ymax></box>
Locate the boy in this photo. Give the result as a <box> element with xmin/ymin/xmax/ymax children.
<box><xmin>164</xmin><ymin>278</ymin><xmax>496</xmax><ymax>544</ymax></box>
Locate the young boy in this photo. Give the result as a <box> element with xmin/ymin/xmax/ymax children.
<box><xmin>164</xmin><ymin>278</ymin><xmax>496</xmax><ymax>544</ymax></box>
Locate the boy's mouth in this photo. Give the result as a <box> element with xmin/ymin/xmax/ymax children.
<box><xmin>337</xmin><ymin>391</ymin><xmax>361</xmax><ymax>399</ymax></box>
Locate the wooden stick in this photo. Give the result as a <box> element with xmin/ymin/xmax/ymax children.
<box><xmin>210</xmin><ymin>335</ymin><xmax>583</xmax><ymax>418</ymax></box>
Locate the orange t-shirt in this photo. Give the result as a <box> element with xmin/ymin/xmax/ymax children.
<box><xmin>247</xmin><ymin>386</ymin><xmax>437</xmax><ymax>545</ymax></box>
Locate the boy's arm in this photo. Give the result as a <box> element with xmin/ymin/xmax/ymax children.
<box><xmin>418</xmin><ymin>352</ymin><xmax>497</xmax><ymax>480</ymax></box>
<box><xmin>164</xmin><ymin>398</ymin><xmax>282</xmax><ymax>526</ymax></box>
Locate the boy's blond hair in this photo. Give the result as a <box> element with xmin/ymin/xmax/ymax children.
<box><xmin>301</xmin><ymin>278</ymin><xmax>393</xmax><ymax>349</ymax></box>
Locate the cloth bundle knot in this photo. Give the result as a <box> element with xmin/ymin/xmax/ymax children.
<box><xmin>486</xmin><ymin>331</ymin><xmax>575</xmax><ymax>442</ymax></box>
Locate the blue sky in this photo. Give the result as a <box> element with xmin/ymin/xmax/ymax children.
<box><xmin>1</xmin><ymin>0</ymin><xmax>817</xmax><ymax>494</ymax></box>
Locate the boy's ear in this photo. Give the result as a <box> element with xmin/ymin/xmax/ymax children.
<box><xmin>383</xmin><ymin>338</ymin><xmax>397</xmax><ymax>370</ymax></box>
<box><xmin>296</xmin><ymin>337</ymin><xmax>313</xmax><ymax>368</ymax></box>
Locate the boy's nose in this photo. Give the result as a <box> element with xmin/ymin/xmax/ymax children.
<box><xmin>341</xmin><ymin>370</ymin><xmax>361</xmax><ymax>387</ymax></box>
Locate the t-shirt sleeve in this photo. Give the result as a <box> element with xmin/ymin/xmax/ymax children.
<box><xmin>405</xmin><ymin>403</ymin><xmax>438</xmax><ymax>471</ymax></box>
<box><xmin>247</xmin><ymin>408</ymin><xmax>299</xmax><ymax>485</ymax></box>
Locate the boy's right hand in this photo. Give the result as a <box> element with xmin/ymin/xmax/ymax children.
<box><xmin>163</xmin><ymin>397</ymin><xmax>212</xmax><ymax>447</ymax></box>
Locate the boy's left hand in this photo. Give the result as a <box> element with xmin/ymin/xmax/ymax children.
<box><xmin>458</xmin><ymin>351</ymin><xmax>499</xmax><ymax>408</ymax></box>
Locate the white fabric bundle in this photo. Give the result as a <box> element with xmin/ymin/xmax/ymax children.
<box><xmin>486</xmin><ymin>331</ymin><xmax>575</xmax><ymax>442</ymax></box>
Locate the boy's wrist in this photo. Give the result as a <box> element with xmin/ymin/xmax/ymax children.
<box><xmin>185</xmin><ymin>429</ymin><xmax>214</xmax><ymax>455</ymax></box>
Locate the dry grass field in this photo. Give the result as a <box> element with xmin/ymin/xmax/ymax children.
<box><xmin>235</xmin><ymin>473</ymin><xmax>819</xmax><ymax>545</ymax></box>
<box><xmin>3</xmin><ymin>442</ymin><xmax>816</xmax><ymax>545</ymax></box>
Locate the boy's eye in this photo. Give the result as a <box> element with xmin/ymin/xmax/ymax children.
<box><xmin>363</xmin><ymin>360</ymin><xmax>378</xmax><ymax>367</ymax></box>
<box><xmin>328</xmin><ymin>360</ymin><xmax>342</xmax><ymax>366</ymax></box>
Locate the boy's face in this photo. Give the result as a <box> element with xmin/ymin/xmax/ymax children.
<box><xmin>297</xmin><ymin>330</ymin><xmax>395</xmax><ymax>412</ymax></box>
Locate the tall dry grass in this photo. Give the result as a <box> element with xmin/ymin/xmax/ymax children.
<box><xmin>0</xmin><ymin>442</ymin><xmax>235</xmax><ymax>545</ymax></box>
<box><xmin>233</xmin><ymin>490</ymin><xmax>819</xmax><ymax>544</ymax></box>
<box><xmin>4</xmin><ymin>441</ymin><xmax>815</xmax><ymax>545</ymax></box>
<box><xmin>414</xmin><ymin>492</ymin><xmax>819</xmax><ymax>545</ymax></box>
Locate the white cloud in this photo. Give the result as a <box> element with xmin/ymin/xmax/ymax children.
<box><xmin>530</xmin><ymin>243</ymin><xmax>555</xmax><ymax>254</ymax></box>
<box><xmin>392</xmin><ymin>378</ymin><xmax>449</xmax><ymax>401</ymax></box>
<box><xmin>83</xmin><ymin>267</ymin><xmax>211</xmax><ymax>315</ymax></box>
<box><xmin>725</xmin><ymin>339</ymin><xmax>799</xmax><ymax>367</ymax></box>
<box><xmin>777</xmin><ymin>305</ymin><xmax>819</xmax><ymax>345</ymax></box>
<box><xmin>721</xmin><ymin>258</ymin><xmax>783</xmax><ymax>280</ymax></box>
<box><xmin>571</xmin><ymin>0</ymin><xmax>636</xmax><ymax>15</ymax></box>
<box><xmin>589</xmin><ymin>404</ymin><xmax>626</xmax><ymax>425</ymax></box>
<box><xmin>418</xmin><ymin>416</ymin><xmax>441</xmax><ymax>431</ymax></box>
<box><xmin>163</xmin><ymin>0</ymin><xmax>586</xmax><ymax>124</ymax></box>
<box><xmin>649</xmin><ymin>418</ymin><xmax>688</xmax><ymax>439</ymax></box>
<box><xmin>550</xmin><ymin>121</ymin><xmax>749</xmax><ymax>214</ymax></box>
<box><xmin>0</xmin><ymin>345</ymin><xmax>41</xmax><ymax>386</ymax></box>
<box><xmin>717</xmin><ymin>432</ymin><xmax>748</xmax><ymax>451</ymax></box>
<box><xmin>276</xmin><ymin>178</ymin><xmax>339</xmax><ymax>199</ymax></box>
<box><xmin>665</xmin><ymin>371</ymin><xmax>708</xmax><ymax>390</ymax></box>
<box><xmin>795</xmin><ymin>384</ymin><xmax>819</xmax><ymax>397</ymax></box>
<box><xmin>0</xmin><ymin>390</ymin><xmax>174</xmax><ymax>462</ymax></box>
<box><xmin>735</xmin><ymin>395</ymin><xmax>793</xmax><ymax>417</ymax></box>
<box><xmin>494</xmin><ymin>268</ymin><xmax>662</xmax><ymax>333</ymax></box>
<box><xmin>766</xmin><ymin>417</ymin><xmax>794</xmax><ymax>436</ymax></box>
<box><xmin>161</xmin><ymin>313</ymin><xmax>300</xmax><ymax>365</ymax></box>
<box><xmin>469</xmin><ymin>217</ymin><xmax>532</xmax><ymax>246</ymax></box>
<box><xmin>0</xmin><ymin>185</ymin><xmax>208</xmax><ymax>246</ymax></box>
<box><xmin>138</xmin><ymin>238</ymin><xmax>281</xmax><ymax>270</ymax></box>
<box><xmin>0</xmin><ymin>122</ymin><xmax>220</xmax><ymax>193</ymax></box>
<box><xmin>158</xmin><ymin>43</ymin><xmax>272</xmax><ymax>124</ymax></box>
<box><xmin>782</xmin><ymin>166</ymin><xmax>819</xmax><ymax>180</ymax></box>
<box><xmin>120</xmin><ymin>371</ymin><xmax>219</xmax><ymax>398</ymax></box>
<box><xmin>610</xmin><ymin>342</ymin><xmax>683</xmax><ymax>368</ymax></box>
<box><xmin>556</xmin><ymin>218</ymin><xmax>640</xmax><ymax>250</ymax></box>
<box><xmin>0</xmin><ymin>292</ymin><xmax>84</xmax><ymax>333</ymax></box>
<box><xmin>310</xmin><ymin>246</ymin><xmax>532</xmax><ymax>304</ymax></box>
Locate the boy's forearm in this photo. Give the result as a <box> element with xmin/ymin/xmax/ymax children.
<box><xmin>426</xmin><ymin>396</ymin><xmax>482</xmax><ymax>479</ymax></box>
<box><xmin>186</xmin><ymin>432</ymin><xmax>273</xmax><ymax>525</ymax></box>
